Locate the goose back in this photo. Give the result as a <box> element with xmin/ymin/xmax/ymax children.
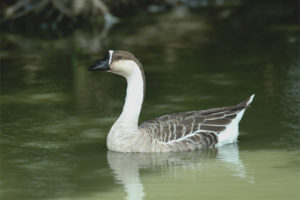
<box><xmin>139</xmin><ymin>96</ymin><xmax>253</xmax><ymax>151</ymax></box>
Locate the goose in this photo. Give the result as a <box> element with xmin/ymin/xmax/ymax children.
<box><xmin>89</xmin><ymin>50</ymin><xmax>254</xmax><ymax>152</ymax></box>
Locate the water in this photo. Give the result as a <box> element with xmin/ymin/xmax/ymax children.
<box><xmin>1</xmin><ymin>3</ymin><xmax>299</xmax><ymax>200</ymax></box>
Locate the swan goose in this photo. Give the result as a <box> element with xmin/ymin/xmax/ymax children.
<box><xmin>89</xmin><ymin>50</ymin><xmax>254</xmax><ymax>152</ymax></box>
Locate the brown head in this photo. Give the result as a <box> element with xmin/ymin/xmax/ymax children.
<box><xmin>89</xmin><ymin>50</ymin><xmax>144</xmax><ymax>77</ymax></box>
<box><xmin>89</xmin><ymin>50</ymin><xmax>146</xmax><ymax>98</ymax></box>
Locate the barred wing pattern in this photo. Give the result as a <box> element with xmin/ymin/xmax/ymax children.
<box><xmin>139</xmin><ymin>97</ymin><xmax>251</xmax><ymax>151</ymax></box>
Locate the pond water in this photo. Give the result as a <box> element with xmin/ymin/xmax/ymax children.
<box><xmin>1</xmin><ymin>3</ymin><xmax>299</xmax><ymax>200</ymax></box>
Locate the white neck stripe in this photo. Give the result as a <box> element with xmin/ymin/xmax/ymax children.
<box><xmin>109</xmin><ymin>50</ymin><xmax>114</xmax><ymax>65</ymax></box>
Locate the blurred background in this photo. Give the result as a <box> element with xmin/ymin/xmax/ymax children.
<box><xmin>1</xmin><ymin>1</ymin><xmax>299</xmax><ymax>200</ymax></box>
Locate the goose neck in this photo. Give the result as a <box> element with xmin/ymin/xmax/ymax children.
<box><xmin>117</xmin><ymin>67</ymin><xmax>145</xmax><ymax>127</ymax></box>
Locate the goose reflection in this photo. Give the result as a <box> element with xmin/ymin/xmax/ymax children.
<box><xmin>107</xmin><ymin>144</ymin><xmax>249</xmax><ymax>200</ymax></box>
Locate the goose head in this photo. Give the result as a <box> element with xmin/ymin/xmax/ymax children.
<box><xmin>89</xmin><ymin>50</ymin><xmax>143</xmax><ymax>78</ymax></box>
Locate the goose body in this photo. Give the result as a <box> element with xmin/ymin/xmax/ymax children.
<box><xmin>89</xmin><ymin>50</ymin><xmax>254</xmax><ymax>152</ymax></box>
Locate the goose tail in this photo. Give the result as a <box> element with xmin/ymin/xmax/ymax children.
<box><xmin>235</xmin><ymin>94</ymin><xmax>255</xmax><ymax>124</ymax></box>
<box><xmin>238</xmin><ymin>94</ymin><xmax>255</xmax><ymax>108</ymax></box>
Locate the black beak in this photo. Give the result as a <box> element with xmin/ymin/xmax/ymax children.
<box><xmin>89</xmin><ymin>52</ymin><xmax>110</xmax><ymax>71</ymax></box>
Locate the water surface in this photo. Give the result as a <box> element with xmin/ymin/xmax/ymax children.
<box><xmin>1</xmin><ymin>3</ymin><xmax>299</xmax><ymax>200</ymax></box>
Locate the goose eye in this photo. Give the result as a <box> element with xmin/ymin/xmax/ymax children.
<box><xmin>117</xmin><ymin>55</ymin><xmax>122</xmax><ymax>60</ymax></box>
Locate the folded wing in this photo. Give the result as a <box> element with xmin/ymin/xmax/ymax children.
<box><xmin>139</xmin><ymin>96</ymin><xmax>253</xmax><ymax>151</ymax></box>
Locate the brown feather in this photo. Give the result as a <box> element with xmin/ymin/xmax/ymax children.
<box><xmin>139</xmin><ymin>95</ymin><xmax>252</xmax><ymax>151</ymax></box>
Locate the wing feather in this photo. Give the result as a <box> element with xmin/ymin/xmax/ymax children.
<box><xmin>139</xmin><ymin>98</ymin><xmax>250</xmax><ymax>150</ymax></box>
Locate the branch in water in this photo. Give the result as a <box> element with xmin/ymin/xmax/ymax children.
<box><xmin>1</xmin><ymin>0</ymin><xmax>117</xmax><ymax>25</ymax></box>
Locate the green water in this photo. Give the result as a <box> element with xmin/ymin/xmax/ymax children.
<box><xmin>1</xmin><ymin>4</ymin><xmax>300</xmax><ymax>200</ymax></box>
